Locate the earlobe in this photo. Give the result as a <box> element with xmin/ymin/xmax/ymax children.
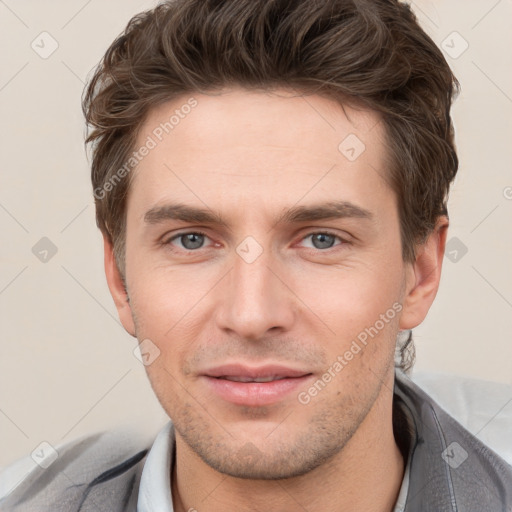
<box><xmin>399</xmin><ymin>217</ymin><xmax>449</xmax><ymax>330</ymax></box>
<box><xmin>103</xmin><ymin>234</ymin><xmax>136</xmax><ymax>337</ymax></box>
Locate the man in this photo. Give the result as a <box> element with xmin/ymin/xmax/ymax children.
<box><xmin>1</xmin><ymin>0</ymin><xmax>511</xmax><ymax>510</ymax></box>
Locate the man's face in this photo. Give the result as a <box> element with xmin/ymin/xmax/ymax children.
<box><xmin>120</xmin><ymin>88</ymin><xmax>412</xmax><ymax>478</ymax></box>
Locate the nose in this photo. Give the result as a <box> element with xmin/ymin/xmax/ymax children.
<box><xmin>214</xmin><ymin>243</ymin><xmax>296</xmax><ymax>341</ymax></box>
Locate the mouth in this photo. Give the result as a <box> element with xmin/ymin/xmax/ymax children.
<box><xmin>201</xmin><ymin>364</ymin><xmax>314</xmax><ymax>406</ymax></box>
<box><xmin>216</xmin><ymin>375</ymin><xmax>290</xmax><ymax>383</ymax></box>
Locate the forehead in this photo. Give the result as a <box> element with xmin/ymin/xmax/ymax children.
<box><xmin>140</xmin><ymin>87</ymin><xmax>381</xmax><ymax>159</ymax></box>
<box><xmin>127</xmin><ymin>87</ymin><xmax>392</xmax><ymax>222</ymax></box>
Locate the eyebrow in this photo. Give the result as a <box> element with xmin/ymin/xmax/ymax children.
<box><xmin>143</xmin><ymin>200</ymin><xmax>373</xmax><ymax>228</ymax></box>
<box><xmin>144</xmin><ymin>203</ymin><xmax>229</xmax><ymax>227</ymax></box>
<box><xmin>277</xmin><ymin>201</ymin><xmax>372</xmax><ymax>224</ymax></box>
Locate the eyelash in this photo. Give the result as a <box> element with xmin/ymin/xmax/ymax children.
<box><xmin>163</xmin><ymin>230</ymin><xmax>347</xmax><ymax>252</ymax></box>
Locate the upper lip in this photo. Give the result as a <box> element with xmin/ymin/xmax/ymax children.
<box><xmin>203</xmin><ymin>364</ymin><xmax>311</xmax><ymax>379</ymax></box>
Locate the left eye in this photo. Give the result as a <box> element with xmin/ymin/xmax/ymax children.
<box><xmin>300</xmin><ymin>232</ymin><xmax>342</xmax><ymax>250</ymax></box>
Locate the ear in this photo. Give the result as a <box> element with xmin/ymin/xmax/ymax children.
<box><xmin>399</xmin><ymin>217</ymin><xmax>449</xmax><ymax>330</ymax></box>
<box><xmin>103</xmin><ymin>234</ymin><xmax>136</xmax><ymax>337</ymax></box>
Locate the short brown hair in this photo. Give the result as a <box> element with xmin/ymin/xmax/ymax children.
<box><xmin>83</xmin><ymin>0</ymin><xmax>460</xmax><ymax>371</ymax></box>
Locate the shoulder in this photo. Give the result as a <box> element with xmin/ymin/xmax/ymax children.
<box><xmin>0</xmin><ymin>425</ymin><xmax>157</xmax><ymax>511</ymax></box>
<box><xmin>410</xmin><ymin>370</ymin><xmax>512</xmax><ymax>465</ymax></box>
<box><xmin>395</xmin><ymin>370</ymin><xmax>512</xmax><ymax>509</ymax></box>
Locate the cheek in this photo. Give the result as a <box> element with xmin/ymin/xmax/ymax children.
<box><xmin>128</xmin><ymin>268</ymin><xmax>208</xmax><ymax>370</ymax></box>
<box><xmin>128</xmin><ymin>260</ymin><xmax>206</xmax><ymax>325</ymax></box>
<box><xmin>298</xmin><ymin>259</ymin><xmax>405</xmax><ymax>341</ymax></box>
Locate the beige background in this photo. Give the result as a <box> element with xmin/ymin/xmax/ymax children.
<box><xmin>0</xmin><ymin>0</ymin><xmax>511</xmax><ymax>468</ymax></box>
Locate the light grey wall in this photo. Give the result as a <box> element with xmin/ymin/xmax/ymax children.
<box><xmin>0</xmin><ymin>0</ymin><xmax>511</xmax><ymax>468</ymax></box>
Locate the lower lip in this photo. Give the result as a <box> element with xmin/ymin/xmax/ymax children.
<box><xmin>202</xmin><ymin>375</ymin><xmax>313</xmax><ymax>406</ymax></box>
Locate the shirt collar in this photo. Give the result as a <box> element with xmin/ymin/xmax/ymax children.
<box><xmin>393</xmin><ymin>430</ymin><xmax>413</xmax><ymax>512</ymax></box>
<box><xmin>137</xmin><ymin>421</ymin><xmax>175</xmax><ymax>512</ymax></box>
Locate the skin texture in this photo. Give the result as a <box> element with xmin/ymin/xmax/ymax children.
<box><xmin>104</xmin><ymin>88</ymin><xmax>448</xmax><ymax>511</ymax></box>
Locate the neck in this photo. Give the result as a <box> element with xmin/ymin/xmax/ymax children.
<box><xmin>171</xmin><ymin>376</ymin><xmax>405</xmax><ymax>512</ymax></box>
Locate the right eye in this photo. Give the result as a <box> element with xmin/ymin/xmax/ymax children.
<box><xmin>165</xmin><ymin>231</ymin><xmax>212</xmax><ymax>251</ymax></box>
